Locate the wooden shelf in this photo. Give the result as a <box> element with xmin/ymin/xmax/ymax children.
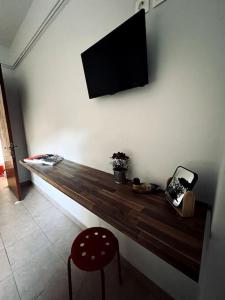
<box><xmin>20</xmin><ymin>159</ymin><xmax>208</xmax><ymax>281</ymax></box>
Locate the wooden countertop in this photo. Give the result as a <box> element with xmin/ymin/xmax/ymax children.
<box><xmin>20</xmin><ymin>159</ymin><xmax>208</xmax><ymax>281</ymax></box>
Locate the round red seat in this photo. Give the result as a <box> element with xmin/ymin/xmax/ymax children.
<box><xmin>71</xmin><ymin>227</ymin><xmax>118</xmax><ymax>271</ymax></box>
<box><xmin>68</xmin><ymin>227</ymin><xmax>122</xmax><ymax>300</ymax></box>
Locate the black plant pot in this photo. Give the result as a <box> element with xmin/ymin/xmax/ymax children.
<box><xmin>113</xmin><ymin>170</ymin><xmax>126</xmax><ymax>184</ymax></box>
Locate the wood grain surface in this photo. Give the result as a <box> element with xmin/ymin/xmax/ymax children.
<box><xmin>20</xmin><ymin>159</ymin><xmax>208</xmax><ymax>281</ymax></box>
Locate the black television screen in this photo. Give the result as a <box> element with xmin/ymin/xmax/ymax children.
<box><xmin>81</xmin><ymin>9</ymin><xmax>148</xmax><ymax>99</ymax></box>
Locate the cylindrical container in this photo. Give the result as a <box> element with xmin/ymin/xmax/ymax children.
<box><xmin>113</xmin><ymin>170</ymin><xmax>126</xmax><ymax>184</ymax></box>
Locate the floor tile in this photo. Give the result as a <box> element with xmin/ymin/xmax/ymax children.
<box><xmin>33</xmin><ymin>205</ymin><xmax>67</xmax><ymax>229</ymax></box>
<box><xmin>77</xmin><ymin>258</ymin><xmax>122</xmax><ymax>300</ymax></box>
<box><xmin>0</xmin><ymin>202</ymin><xmax>30</xmax><ymax>229</ymax></box>
<box><xmin>6</xmin><ymin>230</ymin><xmax>51</xmax><ymax>270</ymax></box>
<box><xmin>1</xmin><ymin>215</ymin><xmax>41</xmax><ymax>247</ymax></box>
<box><xmin>0</xmin><ymin>196</ymin><xmax>16</xmax><ymax>208</ymax></box>
<box><xmin>76</xmin><ymin>271</ymin><xmax>102</xmax><ymax>300</ymax></box>
<box><xmin>37</xmin><ymin>261</ymin><xmax>85</xmax><ymax>300</ymax></box>
<box><xmin>45</xmin><ymin>220</ymin><xmax>81</xmax><ymax>244</ymax></box>
<box><xmin>0</xmin><ymin>274</ymin><xmax>20</xmax><ymax>300</ymax></box>
<box><xmin>0</xmin><ymin>249</ymin><xmax>12</xmax><ymax>282</ymax></box>
<box><xmin>0</xmin><ymin>234</ymin><xmax>4</xmax><ymax>250</ymax></box>
<box><xmin>51</xmin><ymin>235</ymin><xmax>73</xmax><ymax>264</ymax></box>
<box><xmin>77</xmin><ymin>260</ymin><xmax>153</xmax><ymax>300</ymax></box>
<box><xmin>22</xmin><ymin>189</ymin><xmax>53</xmax><ymax>218</ymax></box>
<box><xmin>34</xmin><ymin>207</ymin><xmax>80</xmax><ymax>244</ymax></box>
<box><xmin>0</xmin><ymin>186</ymin><xmax>21</xmax><ymax>202</ymax></box>
<box><xmin>13</xmin><ymin>246</ymin><xmax>66</xmax><ymax>300</ymax></box>
<box><xmin>0</xmin><ymin>177</ymin><xmax>7</xmax><ymax>190</ymax></box>
<box><xmin>0</xmin><ymin>187</ymin><xmax>16</xmax><ymax>202</ymax></box>
<box><xmin>111</xmin><ymin>270</ymin><xmax>152</xmax><ymax>300</ymax></box>
<box><xmin>36</xmin><ymin>277</ymin><xmax>69</xmax><ymax>300</ymax></box>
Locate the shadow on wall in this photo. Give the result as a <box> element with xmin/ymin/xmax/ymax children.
<box><xmin>16</xmin><ymin>81</ymin><xmax>28</xmax><ymax>117</ymax></box>
<box><xmin>186</xmin><ymin>161</ymin><xmax>218</xmax><ymax>207</ymax></box>
<box><xmin>146</xmin><ymin>9</ymin><xmax>159</xmax><ymax>83</ymax></box>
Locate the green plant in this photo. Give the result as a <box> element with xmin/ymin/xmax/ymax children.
<box><xmin>111</xmin><ymin>152</ymin><xmax>129</xmax><ymax>171</ymax></box>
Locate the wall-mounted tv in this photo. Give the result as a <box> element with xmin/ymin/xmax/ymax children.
<box><xmin>81</xmin><ymin>9</ymin><xmax>149</xmax><ymax>99</ymax></box>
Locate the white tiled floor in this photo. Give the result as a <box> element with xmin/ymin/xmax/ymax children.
<box><xmin>0</xmin><ymin>185</ymin><xmax>172</xmax><ymax>300</ymax></box>
<box><xmin>0</xmin><ymin>177</ymin><xmax>7</xmax><ymax>190</ymax></box>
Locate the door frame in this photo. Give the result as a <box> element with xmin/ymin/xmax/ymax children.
<box><xmin>0</xmin><ymin>64</ymin><xmax>21</xmax><ymax>200</ymax></box>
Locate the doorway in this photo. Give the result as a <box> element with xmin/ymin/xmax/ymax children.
<box><xmin>0</xmin><ymin>137</ymin><xmax>7</xmax><ymax>190</ymax></box>
<box><xmin>0</xmin><ymin>65</ymin><xmax>22</xmax><ymax>199</ymax></box>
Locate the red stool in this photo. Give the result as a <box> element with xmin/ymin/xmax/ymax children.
<box><xmin>0</xmin><ymin>165</ymin><xmax>4</xmax><ymax>177</ymax></box>
<box><xmin>67</xmin><ymin>227</ymin><xmax>122</xmax><ymax>300</ymax></box>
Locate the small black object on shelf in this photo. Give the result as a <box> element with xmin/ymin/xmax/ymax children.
<box><xmin>133</xmin><ymin>178</ymin><xmax>141</xmax><ymax>185</ymax></box>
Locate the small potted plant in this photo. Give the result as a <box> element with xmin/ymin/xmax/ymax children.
<box><xmin>111</xmin><ymin>152</ymin><xmax>129</xmax><ymax>184</ymax></box>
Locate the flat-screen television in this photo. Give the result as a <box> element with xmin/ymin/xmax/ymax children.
<box><xmin>81</xmin><ymin>9</ymin><xmax>148</xmax><ymax>99</ymax></box>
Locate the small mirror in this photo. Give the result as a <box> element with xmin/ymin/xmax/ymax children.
<box><xmin>166</xmin><ymin>166</ymin><xmax>198</xmax><ymax>207</ymax></box>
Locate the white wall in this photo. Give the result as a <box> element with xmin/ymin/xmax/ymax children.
<box><xmin>0</xmin><ymin>45</ymin><xmax>9</xmax><ymax>65</ymax></box>
<box><xmin>0</xmin><ymin>139</ymin><xmax>4</xmax><ymax>165</ymax></box>
<box><xmin>8</xmin><ymin>0</ymin><xmax>62</xmax><ymax>67</ymax></box>
<box><xmin>13</xmin><ymin>0</ymin><xmax>225</xmax><ymax>299</ymax></box>
<box><xmin>0</xmin><ymin>0</ymin><xmax>62</xmax><ymax>68</ymax></box>
<box><xmin>199</xmin><ymin>150</ymin><xmax>225</xmax><ymax>299</ymax></box>
<box><xmin>15</xmin><ymin>0</ymin><xmax>225</xmax><ymax>205</ymax></box>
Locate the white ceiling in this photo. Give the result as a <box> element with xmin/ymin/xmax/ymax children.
<box><xmin>0</xmin><ymin>0</ymin><xmax>34</xmax><ymax>47</ymax></box>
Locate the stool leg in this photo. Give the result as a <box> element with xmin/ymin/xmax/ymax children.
<box><xmin>117</xmin><ymin>242</ymin><xmax>122</xmax><ymax>284</ymax></box>
<box><xmin>100</xmin><ymin>268</ymin><xmax>105</xmax><ymax>300</ymax></box>
<box><xmin>67</xmin><ymin>257</ymin><xmax>73</xmax><ymax>300</ymax></box>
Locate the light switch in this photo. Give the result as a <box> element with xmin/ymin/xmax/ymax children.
<box><xmin>135</xmin><ymin>0</ymin><xmax>150</xmax><ymax>13</ymax></box>
<box><xmin>152</xmin><ymin>0</ymin><xmax>167</xmax><ymax>8</ymax></box>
